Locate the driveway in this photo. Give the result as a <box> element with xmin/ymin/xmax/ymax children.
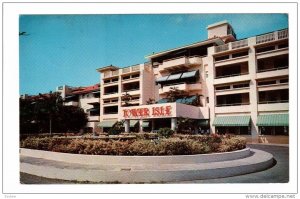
<box><xmin>20</xmin><ymin>144</ymin><xmax>289</xmax><ymax>184</ymax></box>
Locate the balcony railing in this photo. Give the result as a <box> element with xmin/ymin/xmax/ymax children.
<box><xmin>256</xmin><ymin>29</ymin><xmax>288</xmax><ymax>44</ymax></box>
<box><xmin>216</xmin><ymin>102</ymin><xmax>250</xmax><ymax>107</ymax></box>
<box><xmin>257</xmin><ymin>66</ymin><xmax>288</xmax><ymax>73</ymax></box>
<box><xmin>104</xmin><ymin>91</ymin><xmax>118</xmax><ymax>95</ymax></box>
<box><xmin>122</xmin><ymin>64</ymin><xmax>141</xmax><ymax>74</ymax></box>
<box><xmin>123</xmin><ymin>88</ymin><xmax>140</xmax><ymax>92</ymax></box>
<box><xmin>232</xmin><ymin>39</ymin><xmax>248</xmax><ymax>49</ymax></box>
<box><xmin>278</xmin><ymin>29</ymin><xmax>289</xmax><ymax>40</ymax></box>
<box><xmin>258</xmin><ymin>100</ymin><xmax>288</xmax><ymax>104</ymax></box>
<box><xmin>215</xmin><ymin>44</ymin><xmax>229</xmax><ymax>53</ymax></box>
<box><xmin>215</xmin><ymin>72</ymin><xmax>249</xmax><ymax>79</ymax></box>
<box><xmin>215</xmin><ymin>39</ymin><xmax>248</xmax><ymax>53</ymax></box>
<box><xmin>256</xmin><ymin>33</ymin><xmax>275</xmax><ymax>44</ymax></box>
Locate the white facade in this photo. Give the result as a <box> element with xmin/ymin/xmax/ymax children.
<box><xmin>93</xmin><ymin>21</ymin><xmax>289</xmax><ymax>143</ymax></box>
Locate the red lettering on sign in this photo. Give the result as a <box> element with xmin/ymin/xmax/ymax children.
<box><xmin>124</xmin><ymin>105</ymin><xmax>172</xmax><ymax>118</ymax></box>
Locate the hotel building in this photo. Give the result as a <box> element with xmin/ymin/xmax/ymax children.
<box><xmin>56</xmin><ymin>84</ymin><xmax>101</xmax><ymax>133</ymax></box>
<box><xmin>95</xmin><ymin>20</ymin><xmax>289</xmax><ymax>143</ymax></box>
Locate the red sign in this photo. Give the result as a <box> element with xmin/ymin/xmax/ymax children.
<box><xmin>123</xmin><ymin>105</ymin><xmax>172</xmax><ymax>118</ymax></box>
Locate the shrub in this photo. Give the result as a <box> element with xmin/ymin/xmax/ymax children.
<box><xmin>20</xmin><ymin>135</ymin><xmax>246</xmax><ymax>156</ymax></box>
<box><xmin>157</xmin><ymin>128</ymin><xmax>174</xmax><ymax>138</ymax></box>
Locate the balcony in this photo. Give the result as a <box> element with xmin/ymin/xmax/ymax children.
<box><xmin>256</xmin><ymin>29</ymin><xmax>288</xmax><ymax>45</ymax></box>
<box><xmin>214</xmin><ymin>72</ymin><xmax>250</xmax><ymax>85</ymax></box>
<box><xmin>102</xmin><ymin>92</ymin><xmax>119</xmax><ymax>99</ymax></box>
<box><xmin>258</xmin><ymin>102</ymin><xmax>289</xmax><ymax>112</ymax></box>
<box><xmin>215</xmin><ymin>39</ymin><xmax>249</xmax><ymax>53</ymax></box>
<box><xmin>159</xmin><ymin>83</ymin><xmax>201</xmax><ymax>94</ymax></box>
<box><xmin>215</xmin><ymin>104</ymin><xmax>251</xmax><ymax>114</ymax></box>
<box><xmin>256</xmin><ymin>67</ymin><xmax>288</xmax><ymax>79</ymax></box>
<box><xmin>84</xmin><ymin>97</ymin><xmax>100</xmax><ymax>104</ymax></box>
<box><xmin>103</xmin><ymin>70</ymin><xmax>119</xmax><ymax>79</ymax></box>
<box><xmin>158</xmin><ymin>56</ymin><xmax>202</xmax><ymax>72</ymax></box>
<box><xmin>122</xmin><ymin>64</ymin><xmax>141</xmax><ymax>74</ymax></box>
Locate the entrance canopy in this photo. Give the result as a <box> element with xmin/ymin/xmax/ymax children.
<box><xmin>213</xmin><ymin>116</ymin><xmax>251</xmax><ymax>127</ymax></box>
<box><xmin>98</xmin><ymin>120</ymin><xmax>117</xmax><ymax>128</ymax></box>
<box><xmin>257</xmin><ymin>114</ymin><xmax>289</xmax><ymax>126</ymax></box>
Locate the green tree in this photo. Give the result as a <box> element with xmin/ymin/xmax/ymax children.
<box><xmin>166</xmin><ymin>86</ymin><xmax>187</xmax><ymax>102</ymax></box>
<box><xmin>20</xmin><ymin>92</ymin><xmax>88</xmax><ymax>134</ymax></box>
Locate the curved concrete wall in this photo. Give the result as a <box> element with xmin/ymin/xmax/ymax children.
<box><xmin>20</xmin><ymin>149</ymin><xmax>273</xmax><ymax>183</ymax></box>
<box><xmin>20</xmin><ymin>147</ymin><xmax>250</xmax><ymax>165</ymax></box>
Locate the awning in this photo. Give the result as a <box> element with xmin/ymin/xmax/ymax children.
<box><xmin>181</xmin><ymin>70</ymin><xmax>198</xmax><ymax>79</ymax></box>
<box><xmin>181</xmin><ymin>95</ymin><xmax>197</xmax><ymax>104</ymax></box>
<box><xmin>257</xmin><ymin>114</ymin><xmax>289</xmax><ymax>126</ymax></box>
<box><xmin>198</xmin><ymin>119</ymin><xmax>209</xmax><ymax>126</ymax></box>
<box><xmin>130</xmin><ymin>120</ymin><xmax>139</xmax><ymax>127</ymax></box>
<box><xmin>213</xmin><ymin>116</ymin><xmax>251</xmax><ymax>127</ymax></box>
<box><xmin>142</xmin><ymin>121</ymin><xmax>150</xmax><ymax>128</ymax></box>
<box><xmin>156</xmin><ymin>76</ymin><xmax>169</xmax><ymax>83</ymax></box>
<box><xmin>98</xmin><ymin>120</ymin><xmax>117</xmax><ymax>128</ymax></box>
<box><xmin>157</xmin><ymin>98</ymin><xmax>168</xmax><ymax>104</ymax></box>
<box><xmin>87</xmin><ymin>107</ymin><xmax>100</xmax><ymax>112</ymax></box>
<box><xmin>167</xmin><ymin>73</ymin><xmax>182</xmax><ymax>81</ymax></box>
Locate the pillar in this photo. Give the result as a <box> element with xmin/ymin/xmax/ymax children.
<box><xmin>171</xmin><ymin>118</ymin><xmax>177</xmax><ymax>131</ymax></box>
<box><xmin>139</xmin><ymin>119</ymin><xmax>144</xmax><ymax>133</ymax></box>
<box><xmin>124</xmin><ymin>120</ymin><xmax>130</xmax><ymax>133</ymax></box>
<box><xmin>248</xmin><ymin>37</ymin><xmax>259</xmax><ymax>143</ymax></box>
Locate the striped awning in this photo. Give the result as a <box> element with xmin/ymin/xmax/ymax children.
<box><xmin>98</xmin><ymin>120</ymin><xmax>117</xmax><ymax>128</ymax></box>
<box><xmin>213</xmin><ymin>116</ymin><xmax>251</xmax><ymax>127</ymax></box>
<box><xmin>142</xmin><ymin>121</ymin><xmax>150</xmax><ymax>128</ymax></box>
<box><xmin>156</xmin><ymin>76</ymin><xmax>169</xmax><ymax>83</ymax></box>
<box><xmin>181</xmin><ymin>70</ymin><xmax>198</xmax><ymax>79</ymax></box>
<box><xmin>167</xmin><ymin>73</ymin><xmax>182</xmax><ymax>81</ymax></box>
<box><xmin>130</xmin><ymin>120</ymin><xmax>139</xmax><ymax>127</ymax></box>
<box><xmin>257</xmin><ymin>114</ymin><xmax>289</xmax><ymax>126</ymax></box>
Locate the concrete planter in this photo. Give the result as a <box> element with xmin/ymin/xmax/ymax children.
<box><xmin>20</xmin><ymin>147</ymin><xmax>250</xmax><ymax>165</ymax></box>
<box><xmin>20</xmin><ymin>148</ymin><xmax>274</xmax><ymax>183</ymax></box>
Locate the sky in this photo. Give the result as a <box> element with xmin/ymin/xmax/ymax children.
<box><xmin>19</xmin><ymin>14</ymin><xmax>288</xmax><ymax>95</ymax></box>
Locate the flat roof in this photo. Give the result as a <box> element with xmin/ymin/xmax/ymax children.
<box><xmin>96</xmin><ymin>65</ymin><xmax>119</xmax><ymax>72</ymax></box>
<box><xmin>145</xmin><ymin>37</ymin><xmax>224</xmax><ymax>59</ymax></box>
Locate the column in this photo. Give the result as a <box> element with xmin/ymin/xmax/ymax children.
<box><xmin>124</xmin><ymin>120</ymin><xmax>130</xmax><ymax>133</ymax></box>
<box><xmin>171</xmin><ymin>118</ymin><xmax>177</xmax><ymax>131</ymax></box>
<box><xmin>248</xmin><ymin>37</ymin><xmax>259</xmax><ymax>143</ymax></box>
<box><xmin>139</xmin><ymin>119</ymin><xmax>144</xmax><ymax>133</ymax></box>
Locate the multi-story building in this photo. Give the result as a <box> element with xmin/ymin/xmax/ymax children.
<box><xmin>56</xmin><ymin>84</ymin><xmax>101</xmax><ymax>133</ymax></box>
<box><xmin>96</xmin><ymin>20</ymin><xmax>289</xmax><ymax>143</ymax></box>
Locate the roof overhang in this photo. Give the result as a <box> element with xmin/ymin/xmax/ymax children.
<box><xmin>145</xmin><ymin>38</ymin><xmax>224</xmax><ymax>59</ymax></box>
<box><xmin>96</xmin><ymin>65</ymin><xmax>119</xmax><ymax>73</ymax></box>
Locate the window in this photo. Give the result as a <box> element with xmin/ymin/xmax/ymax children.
<box><xmin>122</xmin><ymin>76</ymin><xmax>130</xmax><ymax>80</ymax></box>
<box><xmin>131</xmin><ymin>74</ymin><xmax>140</xmax><ymax>78</ymax></box>
<box><xmin>233</xmin><ymin>83</ymin><xmax>249</xmax><ymax>89</ymax></box>
<box><xmin>104</xmin><ymin>79</ymin><xmax>110</xmax><ymax>84</ymax></box>
<box><xmin>216</xmin><ymin>85</ymin><xmax>230</xmax><ymax>90</ymax></box>
<box><xmin>256</xmin><ymin>46</ymin><xmax>275</xmax><ymax>53</ymax></box>
<box><xmin>112</xmin><ymin>78</ymin><xmax>119</xmax><ymax>82</ymax></box>
<box><xmin>205</xmin><ymin>71</ymin><xmax>208</xmax><ymax>78</ymax></box>
<box><xmin>280</xmin><ymin>78</ymin><xmax>288</xmax><ymax>83</ymax></box>
<box><xmin>206</xmin><ymin>97</ymin><xmax>209</xmax><ymax>103</ymax></box>
<box><xmin>278</xmin><ymin>43</ymin><xmax>288</xmax><ymax>49</ymax></box>
<box><xmin>257</xmin><ymin>80</ymin><xmax>276</xmax><ymax>86</ymax></box>
<box><xmin>215</xmin><ymin>55</ymin><xmax>230</xmax><ymax>62</ymax></box>
<box><xmin>232</xmin><ymin>51</ymin><xmax>248</xmax><ymax>58</ymax></box>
